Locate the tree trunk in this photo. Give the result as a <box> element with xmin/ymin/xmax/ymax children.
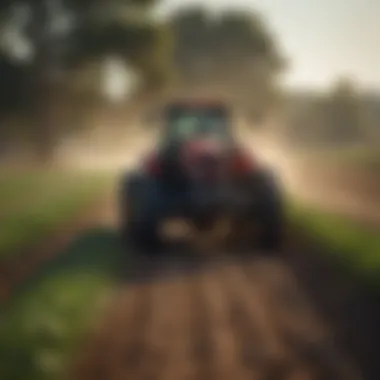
<box><xmin>28</xmin><ymin>0</ymin><xmax>59</xmax><ymax>166</ymax></box>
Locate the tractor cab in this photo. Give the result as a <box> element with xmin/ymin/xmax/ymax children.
<box><xmin>161</xmin><ymin>100</ymin><xmax>233</xmax><ymax>146</ymax></box>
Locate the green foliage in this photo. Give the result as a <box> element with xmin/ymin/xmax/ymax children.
<box><xmin>0</xmin><ymin>228</ymin><xmax>123</xmax><ymax>380</ymax></box>
<box><xmin>171</xmin><ymin>7</ymin><xmax>285</xmax><ymax>71</ymax></box>
<box><xmin>289</xmin><ymin>201</ymin><xmax>380</xmax><ymax>288</ymax></box>
<box><xmin>292</xmin><ymin>146</ymin><xmax>380</xmax><ymax>169</ymax></box>
<box><xmin>170</xmin><ymin>6</ymin><xmax>285</xmax><ymax>116</ymax></box>
<box><xmin>0</xmin><ymin>0</ymin><xmax>172</xmax><ymax>161</ymax></box>
<box><xmin>0</xmin><ymin>170</ymin><xmax>114</xmax><ymax>261</ymax></box>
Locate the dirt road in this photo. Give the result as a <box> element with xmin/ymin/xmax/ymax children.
<box><xmin>4</xmin><ymin>133</ymin><xmax>378</xmax><ymax>379</ymax></box>
<box><xmin>73</xmin><ymin>253</ymin><xmax>364</xmax><ymax>380</ymax></box>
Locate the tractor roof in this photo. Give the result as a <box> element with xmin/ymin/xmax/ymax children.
<box><xmin>165</xmin><ymin>99</ymin><xmax>229</xmax><ymax>111</ymax></box>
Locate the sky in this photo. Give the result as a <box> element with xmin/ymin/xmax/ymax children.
<box><xmin>157</xmin><ymin>0</ymin><xmax>380</xmax><ymax>91</ymax></box>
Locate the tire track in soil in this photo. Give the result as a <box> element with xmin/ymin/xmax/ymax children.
<box><xmin>155</xmin><ymin>277</ymin><xmax>196</xmax><ymax>380</ymax></box>
<box><xmin>220</xmin><ymin>262</ymin><xmax>294</xmax><ymax>379</ymax></box>
<box><xmin>134</xmin><ymin>277</ymin><xmax>192</xmax><ymax>380</ymax></box>
<box><xmin>108</xmin><ymin>283</ymin><xmax>151</xmax><ymax>380</ymax></box>
<box><xmin>199</xmin><ymin>266</ymin><xmax>251</xmax><ymax>380</ymax></box>
<box><xmin>73</xmin><ymin>283</ymin><xmax>150</xmax><ymax>380</ymax></box>
<box><xmin>241</xmin><ymin>258</ymin><xmax>362</xmax><ymax>380</ymax></box>
<box><xmin>73</xmin><ymin>256</ymin><xmax>363</xmax><ymax>380</ymax></box>
<box><xmin>190</xmin><ymin>269</ymin><xmax>214</xmax><ymax>380</ymax></box>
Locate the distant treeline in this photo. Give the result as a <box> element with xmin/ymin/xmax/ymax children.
<box><xmin>283</xmin><ymin>79</ymin><xmax>380</xmax><ymax>148</ymax></box>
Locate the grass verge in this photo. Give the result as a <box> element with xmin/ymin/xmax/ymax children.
<box><xmin>0</xmin><ymin>169</ymin><xmax>115</xmax><ymax>262</ymax></box>
<box><xmin>288</xmin><ymin>201</ymin><xmax>380</xmax><ymax>288</ymax></box>
<box><xmin>0</xmin><ymin>228</ymin><xmax>123</xmax><ymax>380</ymax></box>
<box><xmin>293</xmin><ymin>146</ymin><xmax>380</xmax><ymax>171</ymax></box>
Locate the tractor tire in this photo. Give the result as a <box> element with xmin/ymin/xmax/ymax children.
<box><xmin>244</xmin><ymin>169</ymin><xmax>284</xmax><ymax>254</ymax></box>
<box><xmin>256</xmin><ymin>170</ymin><xmax>284</xmax><ymax>253</ymax></box>
<box><xmin>119</xmin><ymin>173</ymin><xmax>163</xmax><ymax>257</ymax></box>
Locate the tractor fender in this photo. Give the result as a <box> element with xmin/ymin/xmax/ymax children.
<box><xmin>239</xmin><ymin>166</ymin><xmax>283</xmax><ymax>215</ymax></box>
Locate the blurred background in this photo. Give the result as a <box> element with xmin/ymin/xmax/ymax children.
<box><xmin>0</xmin><ymin>0</ymin><xmax>379</xmax><ymax>379</ymax></box>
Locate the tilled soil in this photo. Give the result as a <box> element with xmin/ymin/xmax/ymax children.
<box><xmin>73</xmin><ymin>254</ymin><xmax>363</xmax><ymax>380</ymax></box>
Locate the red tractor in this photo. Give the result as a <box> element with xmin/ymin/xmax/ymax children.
<box><xmin>119</xmin><ymin>100</ymin><xmax>284</xmax><ymax>255</ymax></box>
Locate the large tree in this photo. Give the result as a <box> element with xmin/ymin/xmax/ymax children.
<box><xmin>0</xmin><ymin>0</ymin><xmax>173</xmax><ymax>162</ymax></box>
<box><xmin>170</xmin><ymin>6</ymin><xmax>286</xmax><ymax>119</ymax></box>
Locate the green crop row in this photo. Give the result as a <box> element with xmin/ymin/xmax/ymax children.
<box><xmin>0</xmin><ymin>169</ymin><xmax>115</xmax><ymax>262</ymax></box>
<box><xmin>0</xmin><ymin>228</ymin><xmax>123</xmax><ymax>380</ymax></box>
<box><xmin>288</xmin><ymin>201</ymin><xmax>380</xmax><ymax>288</ymax></box>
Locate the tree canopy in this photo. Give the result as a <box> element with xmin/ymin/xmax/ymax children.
<box><xmin>0</xmin><ymin>0</ymin><xmax>173</xmax><ymax>162</ymax></box>
<box><xmin>170</xmin><ymin>6</ymin><xmax>286</xmax><ymax>118</ymax></box>
<box><xmin>0</xmin><ymin>1</ymin><xmax>287</xmax><ymax>162</ymax></box>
